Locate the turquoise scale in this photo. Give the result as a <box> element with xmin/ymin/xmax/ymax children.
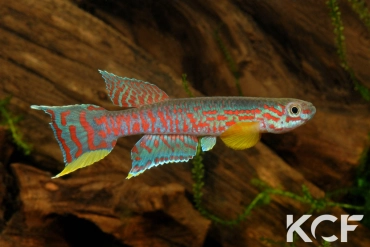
<box><xmin>128</xmin><ymin>134</ymin><xmax>198</xmax><ymax>178</ymax></box>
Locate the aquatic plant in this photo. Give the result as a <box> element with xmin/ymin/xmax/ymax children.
<box><xmin>327</xmin><ymin>0</ymin><xmax>370</xmax><ymax>101</ymax></box>
<box><xmin>347</xmin><ymin>0</ymin><xmax>370</xmax><ymax>30</ymax></box>
<box><xmin>182</xmin><ymin>74</ymin><xmax>264</xmax><ymax>224</ymax></box>
<box><xmin>183</xmin><ymin>71</ymin><xmax>362</xmax><ymax>227</ymax></box>
<box><xmin>0</xmin><ymin>97</ymin><xmax>31</xmax><ymax>155</ymax></box>
<box><xmin>181</xmin><ymin>74</ymin><xmax>194</xmax><ymax>97</ymax></box>
<box><xmin>260</xmin><ymin>236</ymin><xmax>294</xmax><ymax>247</ymax></box>
<box><xmin>213</xmin><ymin>28</ymin><xmax>243</xmax><ymax>96</ymax></box>
<box><xmin>184</xmin><ymin>19</ymin><xmax>370</xmax><ymax>244</ymax></box>
<box><xmin>319</xmin><ymin>240</ymin><xmax>332</xmax><ymax>247</ymax></box>
<box><xmin>325</xmin><ymin>133</ymin><xmax>370</xmax><ymax>228</ymax></box>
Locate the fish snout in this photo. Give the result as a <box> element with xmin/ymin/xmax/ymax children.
<box><xmin>310</xmin><ymin>105</ymin><xmax>316</xmax><ymax>116</ymax></box>
<box><xmin>303</xmin><ymin>103</ymin><xmax>316</xmax><ymax>120</ymax></box>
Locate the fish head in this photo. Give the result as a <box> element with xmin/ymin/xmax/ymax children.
<box><xmin>263</xmin><ymin>99</ymin><xmax>316</xmax><ymax>134</ymax></box>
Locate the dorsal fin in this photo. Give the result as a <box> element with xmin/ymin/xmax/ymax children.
<box><xmin>99</xmin><ymin>70</ymin><xmax>170</xmax><ymax>108</ymax></box>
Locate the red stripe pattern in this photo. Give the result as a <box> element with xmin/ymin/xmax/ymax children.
<box><xmin>129</xmin><ymin>134</ymin><xmax>198</xmax><ymax>177</ymax></box>
<box><xmin>34</xmin><ymin>104</ymin><xmax>117</xmax><ymax>165</ymax></box>
<box><xmin>99</xmin><ymin>70</ymin><xmax>170</xmax><ymax>107</ymax></box>
<box><xmin>32</xmin><ymin>71</ymin><xmax>315</xmax><ymax>179</ymax></box>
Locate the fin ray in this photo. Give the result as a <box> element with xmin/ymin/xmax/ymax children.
<box><xmin>200</xmin><ymin>136</ymin><xmax>216</xmax><ymax>151</ymax></box>
<box><xmin>99</xmin><ymin>70</ymin><xmax>170</xmax><ymax>107</ymax></box>
<box><xmin>220</xmin><ymin>122</ymin><xmax>260</xmax><ymax>150</ymax></box>
<box><xmin>128</xmin><ymin>134</ymin><xmax>198</xmax><ymax>178</ymax></box>
<box><xmin>31</xmin><ymin>104</ymin><xmax>117</xmax><ymax>178</ymax></box>
<box><xmin>52</xmin><ymin>149</ymin><xmax>111</xmax><ymax>178</ymax></box>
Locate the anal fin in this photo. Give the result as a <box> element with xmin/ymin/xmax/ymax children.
<box><xmin>128</xmin><ymin>134</ymin><xmax>198</xmax><ymax>178</ymax></box>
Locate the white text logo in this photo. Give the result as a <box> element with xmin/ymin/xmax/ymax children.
<box><xmin>286</xmin><ymin>214</ymin><xmax>363</xmax><ymax>242</ymax></box>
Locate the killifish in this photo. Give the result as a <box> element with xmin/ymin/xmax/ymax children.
<box><xmin>31</xmin><ymin>70</ymin><xmax>316</xmax><ymax>179</ymax></box>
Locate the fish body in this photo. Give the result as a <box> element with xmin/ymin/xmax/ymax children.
<box><xmin>31</xmin><ymin>71</ymin><xmax>316</xmax><ymax>178</ymax></box>
<box><xmin>89</xmin><ymin>97</ymin><xmax>313</xmax><ymax>137</ymax></box>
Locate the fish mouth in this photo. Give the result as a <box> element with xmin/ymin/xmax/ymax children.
<box><xmin>300</xmin><ymin>102</ymin><xmax>316</xmax><ymax>120</ymax></box>
<box><xmin>311</xmin><ymin>105</ymin><xmax>316</xmax><ymax>116</ymax></box>
<box><xmin>306</xmin><ymin>104</ymin><xmax>316</xmax><ymax>120</ymax></box>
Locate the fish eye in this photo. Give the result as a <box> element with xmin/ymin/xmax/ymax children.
<box><xmin>289</xmin><ymin>105</ymin><xmax>301</xmax><ymax>116</ymax></box>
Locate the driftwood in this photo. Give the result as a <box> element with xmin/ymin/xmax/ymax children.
<box><xmin>1</xmin><ymin>0</ymin><xmax>370</xmax><ymax>246</ymax></box>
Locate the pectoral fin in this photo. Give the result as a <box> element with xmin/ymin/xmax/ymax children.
<box><xmin>200</xmin><ymin>136</ymin><xmax>216</xmax><ymax>151</ymax></box>
<box><xmin>220</xmin><ymin>122</ymin><xmax>260</xmax><ymax>150</ymax></box>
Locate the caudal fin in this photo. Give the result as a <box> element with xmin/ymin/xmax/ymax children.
<box><xmin>31</xmin><ymin>104</ymin><xmax>117</xmax><ymax>178</ymax></box>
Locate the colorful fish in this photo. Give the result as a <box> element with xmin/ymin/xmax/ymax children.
<box><xmin>31</xmin><ymin>71</ymin><xmax>316</xmax><ymax>179</ymax></box>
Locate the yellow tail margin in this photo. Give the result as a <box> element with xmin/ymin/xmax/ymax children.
<box><xmin>52</xmin><ymin>149</ymin><xmax>111</xmax><ymax>178</ymax></box>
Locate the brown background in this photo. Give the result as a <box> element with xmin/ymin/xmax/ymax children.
<box><xmin>1</xmin><ymin>0</ymin><xmax>370</xmax><ymax>246</ymax></box>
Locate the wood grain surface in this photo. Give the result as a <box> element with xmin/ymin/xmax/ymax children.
<box><xmin>1</xmin><ymin>0</ymin><xmax>370</xmax><ymax>246</ymax></box>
